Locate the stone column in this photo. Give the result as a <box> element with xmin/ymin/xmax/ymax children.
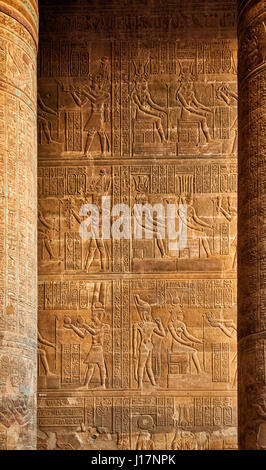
<box><xmin>237</xmin><ymin>0</ymin><xmax>266</xmax><ymax>450</ymax></box>
<box><xmin>0</xmin><ymin>1</ymin><xmax>38</xmax><ymax>449</ymax></box>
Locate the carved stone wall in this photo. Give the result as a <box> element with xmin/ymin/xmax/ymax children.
<box><xmin>237</xmin><ymin>0</ymin><xmax>266</xmax><ymax>450</ymax></box>
<box><xmin>37</xmin><ymin>0</ymin><xmax>238</xmax><ymax>450</ymax></box>
<box><xmin>0</xmin><ymin>0</ymin><xmax>38</xmax><ymax>450</ymax></box>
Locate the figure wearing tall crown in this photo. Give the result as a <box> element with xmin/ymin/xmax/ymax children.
<box><xmin>65</xmin><ymin>56</ymin><xmax>110</xmax><ymax>157</ymax></box>
<box><xmin>133</xmin><ymin>295</ymin><xmax>165</xmax><ymax>389</ymax></box>
<box><xmin>131</xmin><ymin>52</ymin><xmax>168</xmax><ymax>144</ymax></box>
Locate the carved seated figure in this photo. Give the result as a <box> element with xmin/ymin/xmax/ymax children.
<box><xmin>131</xmin><ymin>75</ymin><xmax>172</xmax><ymax>155</ymax></box>
<box><xmin>176</xmin><ymin>80</ymin><xmax>212</xmax><ymax>154</ymax></box>
<box><xmin>167</xmin><ymin>304</ymin><xmax>203</xmax><ymax>387</ymax></box>
<box><xmin>176</xmin><ymin>81</ymin><xmax>212</xmax><ymax>141</ymax></box>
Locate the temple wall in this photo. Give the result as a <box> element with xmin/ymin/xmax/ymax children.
<box><xmin>37</xmin><ymin>0</ymin><xmax>238</xmax><ymax>450</ymax></box>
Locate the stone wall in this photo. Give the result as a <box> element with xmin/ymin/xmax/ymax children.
<box><xmin>37</xmin><ymin>0</ymin><xmax>238</xmax><ymax>450</ymax></box>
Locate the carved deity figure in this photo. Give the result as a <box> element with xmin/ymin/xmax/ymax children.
<box><xmin>71</xmin><ymin>183</ymin><xmax>110</xmax><ymax>271</ymax></box>
<box><xmin>136</xmin><ymin>430</ymin><xmax>155</xmax><ymax>450</ymax></box>
<box><xmin>67</xmin><ymin>57</ymin><xmax>110</xmax><ymax>156</ymax></box>
<box><xmin>172</xmin><ymin>430</ymin><xmax>197</xmax><ymax>450</ymax></box>
<box><xmin>171</xmin><ymin>429</ymin><xmax>183</xmax><ymax>450</ymax></box>
<box><xmin>176</xmin><ymin>80</ymin><xmax>212</xmax><ymax>143</ymax></box>
<box><xmin>134</xmin><ymin>193</ymin><xmax>169</xmax><ymax>259</ymax></box>
<box><xmin>216</xmin><ymin>83</ymin><xmax>238</xmax><ymax>153</ymax></box>
<box><xmin>64</xmin><ymin>303</ymin><xmax>110</xmax><ymax>389</ymax></box>
<box><xmin>178</xmin><ymin>193</ymin><xmax>213</xmax><ymax>258</ymax></box>
<box><xmin>37</xmin><ymin>92</ymin><xmax>59</xmax><ymax>144</ymax></box>
<box><xmin>133</xmin><ymin>295</ymin><xmax>165</xmax><ymax>389</ymax></box>
<box><xmin>168</xmin><ymin>303</ymin><xmax>203</xmax><ymax>374</ymax></box>
<box><xmin>38</xmin><ymin>331</ymin><xmax>56</xmax><ymax>377</ymax></box>
<box><xmin>132</xmin><ymin>73</ymin><xmax>168</xmax><ymax>143</ymax></box>
<box><xmin>38</xmin><ymin>207</ymin><xmax>58</xmax><ymax>261</ymax></box>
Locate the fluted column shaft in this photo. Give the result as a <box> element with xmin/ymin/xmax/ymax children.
<box><xmin>0</xmin><ymin>0</ymin><xmax>38</xmax><ymax>449</ymax></box>
<box><xmin>237</xmin><ymin>0</ymin><xmax>266</xmax><ymax>450</ymax></box>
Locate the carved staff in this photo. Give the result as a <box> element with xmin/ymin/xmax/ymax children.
<box><xmin>202</xmin><ymin>314</ymin><xmax>206</xmax><ymax>372</ymax></box>
<box><xmin>56</xmin><ymin>82</ymin><xmax>60</xmax><ymax>141</ymax></box>
<box><xmin>67</xmin><ymin>198</ymin><xmax>72</xmax><ymax>230</ymax></box>
<box><xmin>58</xmin><ymin>199</ymin><xmax>62</xmax><ymax>258</ymax></box>
<box><xmin>166</xmin><ymin>84</ymin><xmax>169</xmax><ymax>140</ymax></box>
<box><xmin>133</xmin><ymin>356</ymin><xmax>138</xmax><ymax>382</ymax></box>
<box><xmin>55</xmin><ymin>314</ymin><xmax>58</xmax><ymax>371</ymax></box>
<box><xmin>211</xmin><ymin>198</ymin><xmax>216</xmax><ymax>255</ymax></box>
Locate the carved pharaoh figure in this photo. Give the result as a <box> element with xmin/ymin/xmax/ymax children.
<box><xmin>71</xmin><ymin>183</ymin><xmax>110</xmax><ymax>272</ymax></box>
<box><xmin>67</xmin><ymin>57</ymin><xmax>110</xmax><ymax>157</ymax></box>
<box><xmin>38</xmin><ymin>207</ymin><xmax>58</xmax><ymax>261</ymax></box>
<box><xmin>63</xmin><ymin>303</ymin><xmax>110</xmax><ymax>389</ymax></box>
<box><xmin>177</xmin><ymin>193</ymin><xmax>213</xmax><ymax>258</ymax></box>
<box><xmin>133</xmin><ymin>295</ymin><xmax>166</xmax><ymax>389</ymax></box>
<box><xmin>134</xmin><ymin>193</ymin><xmax>169</xmax><ymax>259</ymax></box>
<box><xmin>37</xmin><ymin>92</ymin><xmax>59</xmax><ymax>145</ymax></box>
<box><xmin>38</xmin><ymin>331</ymin><xmax>57</xmax><ymax>377</ymax></box>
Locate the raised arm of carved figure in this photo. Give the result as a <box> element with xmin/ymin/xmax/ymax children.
<box><xmin>192</xmin><ymin>93</ymin><xmax>211</xmax><ymax>112</ymax></box>
<box><xmin>38</xmin><ymin>93</ymin><xmax>57</xmax><ymax>115</ymax></box>
<box><xmin>182</xmin><ymin>325</ymin><xmax>202</xmax><ymax>344</ymax></box>
<box><xmin>38</xmin><ymin>332</ymin><xmax>55</xmax><ymax>349</ymax></box>
<box><xmin>147</xmin><ymin>92</ymin><xmax>166</xmax><ymax>113</ymax></box>
<box><xmin>133</xmin><ymin>323</ymin><xmax>141</xmax><ymax>358</ymax></box>
<box><xmin>153</xmin><ymin>318</ymin><xmax>166</xmax><ymax>337</ymax></box>
<box><xmin>168</xmin><ymin>322</ymin><xmax>192</xmax><ymax>347</ymax></box>
<box><xmin>192</xmin><ymin>210</ymin><xmax>212</xmax><ymax>229</ymax></box>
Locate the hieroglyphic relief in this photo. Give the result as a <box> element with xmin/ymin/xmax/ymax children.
<box><xmin>37</xmin><ymin>0</ymin><xmax>238</xmax><ymax>450</ymax></box>
<box><xmin>0</xmin><ymin>1</ymin><xmax>38</xmax><ymax>450</ymax></box>
<box><xmin>38</xmin><ymin>38</ymin><xmax>237</xmax><ymax>159</ymax></box>
<box><xmin>37</xmin><ymin>162</ymin><xmax>237</xmax><ymax>274</ymax></box>
<box><xmin>37</xmin><ymin>394</ymin><xmax>237</xmax><ymax>450</ymax></box>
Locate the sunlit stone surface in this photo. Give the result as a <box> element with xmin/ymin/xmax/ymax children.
<box><xmin>0</xmin><ymin>0</ymin><xmax>38</xmax><ymax>450</ymax></box>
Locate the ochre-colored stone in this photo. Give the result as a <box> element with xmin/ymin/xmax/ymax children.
<box><xmin>0</xmin><ymin>0</ymin><xmax>38</xmax><ymax>450</ymax></box>
<box><xmin>36</xmin><ymin>0</ymin><xmax>238</xmax><ymax>450</ymax></box>
<box><xmin>237</xmin><ymin>0</ymin><xmax>266</xmax><ymax>450</ymax></box>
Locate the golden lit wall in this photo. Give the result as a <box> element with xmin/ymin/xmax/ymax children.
<box><xmin>37</xmin><ymin>0</ymin><xmax>238</xmax><ymax>450</ymax></box>
<box><xmin>0</xmin><ymin>0</ymin><xmax>38</xmax><ymax>449</ymax></box>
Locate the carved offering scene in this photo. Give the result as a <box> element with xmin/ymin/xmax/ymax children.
<box><xmin>38</xmin><ymin>39</ymin><xmax>237</xmax><ymax>160</ymax></box>
<box><xmin>36</xmin><ymin>0</ymin><xmax>239</xmax><ymax>451</ymax></box>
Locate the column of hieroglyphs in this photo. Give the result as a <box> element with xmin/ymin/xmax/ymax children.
<box><xmin>0</xmin><ymin>0</ymin><xmax>38</xmax><ymax>449</ymax></box>
<box><xmin>237</xmin><ymin>0</ymin><xmax>266</xmax><ymax>450</ymax></box>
